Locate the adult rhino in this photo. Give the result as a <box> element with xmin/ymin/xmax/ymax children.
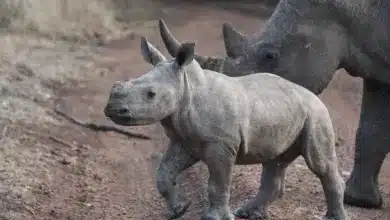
<box><xmin>158</xmin><ymin>0</ymin><xmax>390</xmax><ymax>209</ymax></box>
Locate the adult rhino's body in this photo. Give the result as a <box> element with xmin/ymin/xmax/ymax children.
<box><xmin>158</xmin><ymin>0</ymin><xmax>390</xmax><ymax>209</ymax></box>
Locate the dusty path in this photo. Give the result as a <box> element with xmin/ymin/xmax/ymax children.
<box><xmin>29</xmin><ymin>2</ymin><xmax>390</xmax><ymax>220</ymax></box>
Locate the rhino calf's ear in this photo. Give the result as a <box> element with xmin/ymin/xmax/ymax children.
<box><xmin>140</xmin><ymin>36</ymin><xmax>167</xmax><ymax>66</ymax></box>
<box><xmin>176</xmin><ymin>42</ymin><xmax>195</xmax><ymax>67</ymax></box>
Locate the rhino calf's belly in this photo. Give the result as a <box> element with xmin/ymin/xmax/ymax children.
<box><xmin>234</xmin><ymin>140</ymin><xmax>295</xmax><ymax>165</ymax></box>
<box><xmin>234</xmin><ymin>147</ymin><xmax>291</xmax><ymax>165</ymax></box>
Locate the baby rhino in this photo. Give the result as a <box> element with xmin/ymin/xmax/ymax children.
<box><xmin>104</xmin><ymin>37</ymin><xmax>348</xmax><ymax>220</ymax></box>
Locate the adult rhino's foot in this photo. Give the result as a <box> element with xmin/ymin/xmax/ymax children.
<box><xmin>234</xmin><ymin>207</ymin><xmax>269</xmax><ymax>220</ymax></box>
<box><xmin>167</xmin><ymin>200</ymin><xmax>191</xmax><ymax>219</ymax></box>
<box><xmin>344</xmin><ymin>183</ymin><xmax>382</xmax><ymax>209</ymax></box>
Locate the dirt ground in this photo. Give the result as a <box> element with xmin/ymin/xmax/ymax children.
<box><xmin>0</xmin><ymin>1</ymin><xmax>390</xmax><ymax>220</ymax></box>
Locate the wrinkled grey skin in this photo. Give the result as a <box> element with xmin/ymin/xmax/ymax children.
<box><xmin>104</xmin><ymin>36</ymin><xmax>348</xmax><ymax>220</ymax></box>
<box><xmin>158</xmin><ymin>0</ymin><xmax>390</xmax><ymax>209</ymax></box>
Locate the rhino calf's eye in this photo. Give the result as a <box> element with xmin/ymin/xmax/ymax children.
<box><xmin>147</xmin><ymin>91</ymin><xmax>156</xmax><ymax>99</ymax></box>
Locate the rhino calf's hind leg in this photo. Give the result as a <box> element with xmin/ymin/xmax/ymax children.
<box><xmin>311</xmin><ymin>161</ymin><xmax>347</xmax><ymax>220</ymax></box>
<box><xmin>302</xmin><ymin>119</ymin><xmax>348</xmax><ymax>220</ymax></box>
<box><xmin>156</xmin><ymin>142</ymin><xmax>199</xmax><ymax>219</ymax></box>
<box><xmin>345</xmin><ymin>79</ymin><xmax>389</xmax><ymax>209</ymax></box>
<box><xmin>234</xmin><ymin>148</ymin><xmax>299</xmax><ymax>219</ymax></box>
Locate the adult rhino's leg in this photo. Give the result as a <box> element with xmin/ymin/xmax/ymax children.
<box><xmin>234</xmin><ymin>148</ymin><xmax>299</xmax><ymax>219</ymax></box>
<box><xmin>202</xmin><ymin>143</ymin><xmax>235</xmax><ymax>220</ymax></box>
<box><xmin>344</xmin><ymin>79</ymin><xmax>389</xmax><ymax>208</ymax></box>
<box><xmin>156</xmin><ymin>141</ymin><xmax>199</xmax><ymax>219</ymax></box>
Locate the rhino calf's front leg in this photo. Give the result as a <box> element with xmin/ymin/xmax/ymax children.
<box><xmin>156</xmin><ymin>141</ymin><xmax>199</xmax><ymax>219</ymax></box>
<box><xmin>202</xmin><ymin>143</ymin><xmax>235</xmax><ymax>220</ymax></box>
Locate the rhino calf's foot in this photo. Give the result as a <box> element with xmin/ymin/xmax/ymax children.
<box><xmin>167</xmin><ymin>200</ymin><xmax>191</xmax><ymax>219</ymax></box>
<box><xmin>201</xmin><ymin>210</ymin><xmax>235</xmax><ymax>220</ymax></box>
<box><xmin>234</xmin><ymin>207</ymin><xmax>269</xmax><ymax>219</ymax></box>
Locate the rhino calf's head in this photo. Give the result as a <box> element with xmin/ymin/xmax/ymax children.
<box><xmin>104</xmin><ymin>36</ymin><xmax>196</xmax><ymax>126</ymax></box>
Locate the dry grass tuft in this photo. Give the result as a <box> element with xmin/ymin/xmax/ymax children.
<box><xmin>0</xmin><ymin>0</ymin><xmax>128</xmax><ymax>43</ymax></box>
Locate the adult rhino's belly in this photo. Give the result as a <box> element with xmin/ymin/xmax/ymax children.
<box><xmin>235</xmin><ymin>153</ymin><xmax>266</xmax><ymax>165</ymax></box>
